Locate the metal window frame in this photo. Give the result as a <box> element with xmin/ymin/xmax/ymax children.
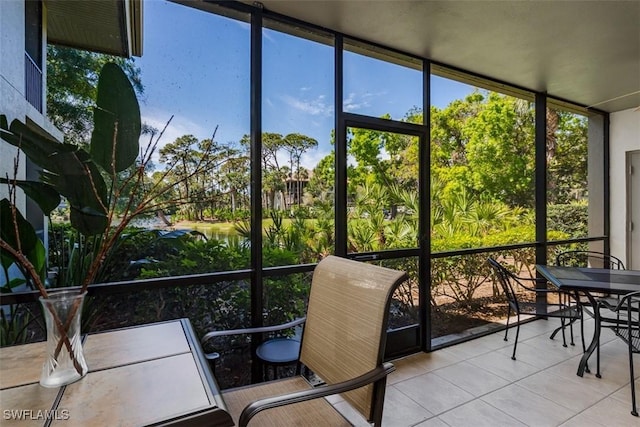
<box><xmin>0</xmin><ymin>0</ymin><xmax>613</xmax><ymax>363</ymax></box>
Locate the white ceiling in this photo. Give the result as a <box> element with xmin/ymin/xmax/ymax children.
<box><xmin>45</xmin><ymin>0</ymin><xmax>142</xmax><ymax>58</ymax></box>
<box><xmin>245</xmin><ymin>0</ymin><xmax>640</xmax><ymax>113</ymax></box>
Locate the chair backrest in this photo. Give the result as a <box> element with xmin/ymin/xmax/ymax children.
<box><xmin>556</xmin><ymin>250</ymin><xmax>625</xmax><ymax>270</ymax></box>
<box><xmin>613</xmin><ymin>290</ymin><xmax>640</xmax><ymax>353</ymax></box>
<box><xmin>299</xmin><ymin>255</ymin><xmax>407</xmax><ymax>423</ymax></box>
<box><xmin>487</xmin><ymin>258</ymin><xmax>520</xmax><ymax>312</ymax></box>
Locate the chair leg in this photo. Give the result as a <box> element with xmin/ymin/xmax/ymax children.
<box><xmin>560</xmin><ymin>315</ymin><xmax>568</xmax><ymax>347</ymax></box>
<box><xmin>511</xmin><ymin>314</ymin><xmax>520</xmax><ymax>360</ymax></box>
<box><xmin>504</xmin><ymin>306</ymin><xmax>512</xmax><ymax>342</ymax></box>
<box><xmin>595</xmin><ymin>304</ymin><xmax>602</xmax><ymax>378</ymax></box>
<box><xmin>594</xmin><ymin>307</ymin><xmax>602</xmax><ymax>378</ymax></box>
<box><xmin>580</xmin><ymin>309</ymin><xmax>586</xmax><ymax>353</ymax></box>
<box><xmin>578</xmin><ymin>307</ymin><xmax>592</xmax><ymax>373</ymax></box>
<box><xmin>569</xmin><ymin>316</ymin><xmax>576</xmax><ymax>346</ymax></box>
<box><xmin>629</xmin><ymin>346</ymin><xmax>637</xmax><ymax>416</ymax></box>
<box><xmin>565</xmin><ymin>293</ymin><xmax>575</xmax><ymax>346</ymax></box>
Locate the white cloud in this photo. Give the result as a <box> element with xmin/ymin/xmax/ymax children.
<box><xmin>343</xmin><ymin>91</ymin><xmax>389</xmax><ymax>112</ymax></box>
<box><xmin>272</xmin><ymin>147</ymin><xmax>330</xmax><ymax>172</ymax></box>
<box><xmin>140</xmin><ymin>110</ymin><xmax>210</xmax><ymax>168</ymax></box>
<box><xmin>343</xmin><ymin>92</ymin><xmax>370</xmax><ymax>112</ymax></box>
<box><xmin>300</xmin><ymin>148</ymin><xmax>331</xmax><ymax>171</ymax></box>
<box><xmin>281</xmin><ymin>94</ymin><xmax>333</xmax><ymax>117</ymax></box>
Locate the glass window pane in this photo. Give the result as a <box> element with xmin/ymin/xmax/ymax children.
<box><xmin>344</xmin><ymin>41</ymin><xmax>422</xmax><ymax>122</ymax></box>
<box><xmin>369</xmin><ymin>258</ymin><xmax>419</xmax><ymax>330</ymax></box>
<box><xmin>430</xmin><ymin>72</ymin><xmax>536</xmax><ymax>253</ymax></box>
<box><xmin>346</xmin><ymin>127</ymin><xmax>420</xmax><ymax>252</ymax></box>
<box><xmin>431</xmin><ymin>249</ymin><xmax>534</xmax><ymax>346</ymax></box>
<box><xmin>262</xmin><ymin>20</ymin><xmax>335</xmax><ymax>267</ymax></box>
<box><xmin>263</xmin><ymin>272</ymin><xmax>312</xmax><ymax>327</ymax></box>
<box><xmin>48</xmin><ymin>2</ymin><xmax>253</xmax><ymax>284</ymax></box>
<box><xmin>546</xmin><ymin>106</ymin><xmax>591</xmax><ymax>241</ymax></box>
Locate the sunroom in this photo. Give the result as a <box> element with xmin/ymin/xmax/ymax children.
<box><xmin>1</xmin><ymin>0</ymin><xmax>639</xmax><ymax>426</ymax></box>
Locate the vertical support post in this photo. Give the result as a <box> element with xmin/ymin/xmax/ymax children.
<box><xmin>420</xmin><ymin>59</ymin><xmax>431</xmax><ymax>352</ymax></box>
<box><xmin>250</xmin><ymin>9</ymin><xmax>264</xmax><ymax>384</ymax></box>
<box><xmin>535</xmin><ymin>93</ymin><xmax>548</xmax><ymax>306</ymax></box>
<box><xmin>335</xmin><ymin>35</ymin><xmax>347</xmax><ymax>257</ymax></box>
<box><xmin>603</xmin><ymin>114</ymin><xmax>611</xmax><ymax>256</ymax></box>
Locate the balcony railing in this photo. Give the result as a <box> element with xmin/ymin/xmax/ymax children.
<box><xmin>24</xmin><ymin>52</ymin><xmax>43</xmax><ymax>113</ymax></box>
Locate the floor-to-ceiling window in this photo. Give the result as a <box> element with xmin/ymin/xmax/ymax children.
<box><xmin>428</xmin><ymin>67</ymin><xmax>538</xmax><ymax>346</ymax></box>
<box><xmin>2</xmin><ymin>0</ymin><xmax>609</xmax><ymax>390</ymax></box>
<box><xmin>340</xmin><ymin>40</ymin><xmax>425</xmax><ymax>355</ymax></box>
<box><xmin>546</xmin><ymin>100</ymin><xmax>606</xmax><ymax>259</ymax></box>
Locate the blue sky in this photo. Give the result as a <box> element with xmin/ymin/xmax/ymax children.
<box><xmin>137</xmin><ymin>0</ymin><xmax>475</xmax><ymax>169</ymax></box>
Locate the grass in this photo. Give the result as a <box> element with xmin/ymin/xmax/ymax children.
<box><xmin>174</xmin><ymin>218</ymin><xmax>320</xmax><ymax>238</ymax></box>
<box><xmin>174</xmin><ymin>220</ymin><xmax>239</xmax><ymax>237</ymax></box>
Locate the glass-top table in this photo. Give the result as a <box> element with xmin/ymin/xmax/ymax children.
<box><xmin>536</xmin><ymin>265</ymin><xmax>640</xmax><ymax>377</ymax></box>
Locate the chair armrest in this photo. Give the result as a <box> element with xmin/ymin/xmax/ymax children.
<box><xmin>201</xmin><ymin>317</ymin><xmax>306</xmax><ymax>346</ymax></box>
<box><xmin>515</xmin><ymin>275</ymin><xmax>576</xmax><ymax>296</ymax></box>
<box><xmin>239</xmin><ymin>362</ymin><xmax>395</xmax><ymax>426</ymax></box>
<box><xmin>513</xmin><ymin>276</ymin><xmax>560</xmax><ymax>293</ymax></box>
<box><xmin>600</xmin><ymin>290</ymin><xmax>640</xmax><ymax>312</ymax></box>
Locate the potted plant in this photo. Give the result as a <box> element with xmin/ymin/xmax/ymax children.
<box><xmin>0</xmin><ymin>63</ymin><xmax>204</xmax><ymax>387</ymax></box>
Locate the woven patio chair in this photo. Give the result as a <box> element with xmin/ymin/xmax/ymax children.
<box><xmin>211</xmin><ymin>255</ymin><xmax>407</xmax><ymax>426</ymax></box>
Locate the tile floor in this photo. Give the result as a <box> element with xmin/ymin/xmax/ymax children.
<box><xmin>329</xmin><ymin>318</ymin><xmax>640</xmax><ymax>427</ymax></box>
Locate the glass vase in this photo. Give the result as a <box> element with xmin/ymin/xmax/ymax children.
<box><xmin>39</xmin><ymin>290</ymin><xmax>88</xmax><ymax>387</ymax></box>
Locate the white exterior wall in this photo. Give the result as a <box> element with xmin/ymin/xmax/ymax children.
<box><xmin>609</xmin><ymin>107</ymin><xmax>640</xmax><ymax>266</ymax></box>
<box><xmin>0</xmin><ymin>0</ymin><xmax>27</xmax><ymax>208</ymax></box>
<box><xmin>0</xmin><ymin>0</ymin><xmax>60</xmax><ymax>206</ymax></box>
<box><xmin>0</xmin><ymin>0</ymin><xmax>61</xmax><ymax>289</ymax></box>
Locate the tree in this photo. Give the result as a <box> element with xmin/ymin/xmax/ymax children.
<box><xmin>240</xmin><ymin>132</ymin><xmax>317</xmax><ymax>211</ymax></box>
<box><xmin>160</xmin><ymin>135</ymin><xmax>198</xmax><ymax>198</ymax></box>
<box><xmin>430</xmin><ymin>92</ymin><xmax>537</xmax><ymax>207</ymax></box>
<box><xmin>547</xmin><ymin>110</ymin><xmax>588</xmax><ymax>204</ymax></box>
<box><xmin>47</xmin><ymin>45</ymin><xmax>143</xmax><ymax>145</ymax></box>
<box><xmin>283</xmin><ymin>133</ymin><xmax>318</xmax><ymax>207</ymax></box>
<box><xmin>308</xmin><ymin>152</ymin><xmax>334</xmax><ymax>201</ymax></box>
<box><xmin>219</xmin><ymin>153</ymin><xmax>250</xmax><ymax>214</ymax></box>
<box><xmin>465</xmin><ymin>94</ymin><xmax>535</xmax><ymax>206</ymax></box>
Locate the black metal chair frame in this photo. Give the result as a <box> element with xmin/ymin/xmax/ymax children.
<box><xmin>556</xmin><ymin>250</ymin><xmax>626</xmax><ymax>376</ymax></box>
<box><xmin>556</xmin><ymin>250</ymin><xmax>626</xmax><ymax>271</ymax></box>
<box><xmin>488</xmin><ymin>257</ymin><xmax>582</xmax><ymax>360</ymax></box>
<box><xmin>201</xmin><ymin>317</ymin><xmax>306</xmax><ymax>380</ymax></box>
<box><xmin>597</xmin><ymin>291</ymin><xmax>640</xmax><ymax>417</ymax></box>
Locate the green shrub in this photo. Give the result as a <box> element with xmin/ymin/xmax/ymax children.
<box><xmin>548</xmin><ymin>202</ymin><xmax>588</xmax><ymax>238</ymax></box>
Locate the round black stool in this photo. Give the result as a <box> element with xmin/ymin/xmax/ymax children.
<box><xmin>256</xmin><ymin>337</ymin><xmax>300</xmax><ymax>380</ymax></box>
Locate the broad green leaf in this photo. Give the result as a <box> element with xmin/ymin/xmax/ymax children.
<box><xmin>0</xmin><ymin>117</ymin><xmax>77</xmax><ymax>171</ymax></box>
<box><xmin>0</xmin><ymin>116</ymin><xmax>108</xmax><ymax>235</ymax></box>
<box><xmin>40</xmin><ymin>148</ymin><xmax>108</xmax><ymax>235</ymax></box>
<box><xmin>0</xmin><ymin>199</ymin><xmax>46</xmax><ymax>280</ymax></box>
<box><xmin>90</xmin><ymin>62</ymin><xmax>141</xmax><ymax>173</ymax></box>
<box><xmin>0</xmin><ymin>199</ymin><xmax>37</xmax><ymax>252</ymax></box>
<box><xmin>28</xmin><ymin>239</ymin><xmax>46</xmax><ymax>281</ymax></box>
<box><xmin>69</xmin><ymin>205</ymin><xmax>108</xmax><ymax>235</ymax></box>
<box><xmin>7</xmin><ymin>277</ymin><xmax>27</xmax><ymax>289</ymax></box>
<box><xmin>0</xmin><ymin>178</ymin><xmax>60</xmax><ymax>215</ymax></box>
<box><xmin>1</xmin><ymin>252</ymin><xmax>14</xmax><ymax>272</ymax></box>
